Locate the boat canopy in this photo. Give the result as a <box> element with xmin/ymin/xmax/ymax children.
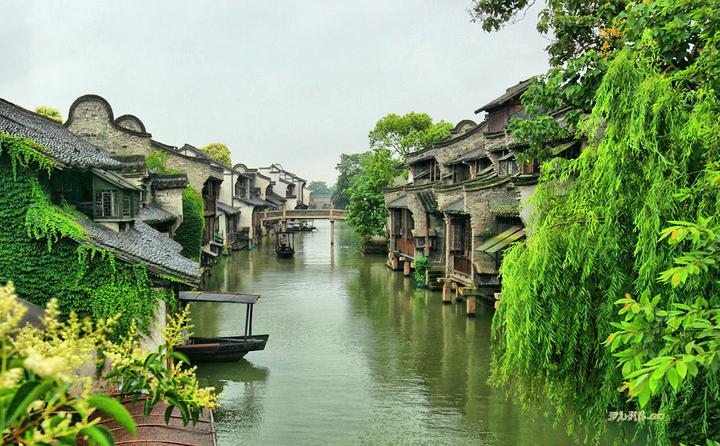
<box><xmin>179</xmin><ymin>291</ymin><xmax>259</xmax><ymax>305</ymax></box>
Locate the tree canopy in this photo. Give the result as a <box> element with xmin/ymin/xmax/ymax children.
<box><xmin>482</xmin><ymin>1</ymin><xmax>720</xmax><ymax>444</ymax></box>
<box><xmin>368</xmin><ymin>112</ymin><xmax>452</xmax><ymax>160</ymax></box>
<box><xmin>332</xmin><ymin>152</ymin><xmax>369</xmax><ymax>209</ymax></box>
<box><xmin>308</xmin><ymin>181</ymin><xmax>333</xmax><ymax>195</ymax></box>
<box><xmin>34</xmin><ymin>106</ymin><xmax>62</xmax><ymax>123</ymax></box>
<box><xmin>200</xmin><ymin>142</ymin><xmax>232</xmax><ymax>166</ymax></box>
<box><xmin>346</xmin><ymin>149</ymin><xmax>396</xmax><ymax>239</ymax></box>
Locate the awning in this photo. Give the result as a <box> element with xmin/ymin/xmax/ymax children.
<box><xmin>201</xmin><ymin>247</ymin><xmax>218</xmax><ymax>257</ymax></box>
<box><xmin>416</xmin><ymin>191</ymin><xmax>437</xmax><ymax>212</ymax></box>
<box><xmin>217</xmin><ymin>201</ymin><xmax>241</xmax><ymax>216</ymax></box>
<box><xmin>476</xmin><ymin>226</ymin><xmax>525</xmax><ymax>253</ymax></box>
<box><xmin>444</xmin><ymin>197</ymin><xmax>465</xmax><ymax>213</ymax></box>
<box><xmin>552</xmin><ymin>140</ymin><xmax>581</xmax><ymax>156</ymax></box>
<box><xmin>91</xmin><ymin>168</ymin><xmax>142</xmax><ymax>191</ymax></box>
<box><xmin>179</xmin><ymin>291</ymin><xmax>259</xmax><ymax>305</ymax></box>
<box><xmin>387</xmin><ymin>195</ymin><xmax>408</xmax><ymax>209</ymax></box>
<box><xmin>498</xmin><ymin>152</ymin><xmax>516</xmax><ymax>161</ymax></box>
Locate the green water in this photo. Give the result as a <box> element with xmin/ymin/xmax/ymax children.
<box><xmin>193</xmin><ymin>221</ymin><xmax>601</xmax><ymax>445</ymax></box>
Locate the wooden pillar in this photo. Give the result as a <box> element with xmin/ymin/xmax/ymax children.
<box><xmin>455</xmin><ymin>286</ymin><xmax>464</xmax><ymax>302</ymax></box>
<box><xmin>442</xmin><ymin>280</ymin><xmax>452</xmax><ymax>304</ymax></box>
<box><xmin>424</xmin><ymin>215</ymin><xmax>430</xmax><ymax>256</ymax></box>
<box><xmin>466</xmin><ymin>295</ymin><xmax>477</xmax><ymax>317</ymax></box>
<box><xmin>403</xmin><ymin>259</ymin><xmax>411</xmax><ymax>277</ymax></box>
<box><xmin>330</xmin><ymin>220</ymin><xmax>335</xmax><ymax>245</ymax></box>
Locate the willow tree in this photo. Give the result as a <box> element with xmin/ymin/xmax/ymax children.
<box><xmin>487</xmin><ymin>1</ymin><xmax>720</xmax><ymax>444</ymax></box>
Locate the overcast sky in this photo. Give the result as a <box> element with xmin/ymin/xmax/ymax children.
<box><xmin>2</xmin><ymin>1</ymin><xmax>548</xmax><ymax>184</ymax></box>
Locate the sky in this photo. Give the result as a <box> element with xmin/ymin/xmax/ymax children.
<box><xmin>1</xmin><ymin>1</ymin><xmax>549</xmax><ymax>184</ymax></box>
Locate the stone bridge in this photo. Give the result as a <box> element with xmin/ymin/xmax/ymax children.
<box><xmin>258</xmin><ymin>209</ymin><xmax>348</xmax><ymax>222</ymax></box>
<box><xmin>259</xmin><ymin>209</ymin><xmax>348</xmax><ymax>245</ymax></box>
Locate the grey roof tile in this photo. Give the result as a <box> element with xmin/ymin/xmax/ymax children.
<box><xmin>0</xmin><ymin>98</ymin><xmax>120</xmax><ymax>169</ymax></box>
<box><xmin>139</xmin><ymin>205</ymin><xmax>178</xmax><ymax>225</ymax></box>
<box><xmin>78</xmin><ymin>219</ymin><xmax>199</xmax><ymax>284</ymax></box>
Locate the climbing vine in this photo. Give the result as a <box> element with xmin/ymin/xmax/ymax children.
<box><xmin>173</xmin><ymin>187</ymin><xmax>204</xmax><ymax>261</ymax></box>
<box><xmin>0</xmin><ymin>134</ymin><xmax>172</xmax><ymax>337</ymax></box>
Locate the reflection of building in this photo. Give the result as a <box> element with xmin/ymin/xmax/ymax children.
<box><xmin>383</xmin><ymin>80</ymin><xmax>582</xmax><ymax>313</ymax></box>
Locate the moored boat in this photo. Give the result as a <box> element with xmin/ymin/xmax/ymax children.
<box><xmin>175</xmin><ymin>291</ymin><xmax>269</xmax><ymax>363</ymax></box>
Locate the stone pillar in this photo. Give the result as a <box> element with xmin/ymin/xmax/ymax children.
<box><xmin>455</xmin><ymin>286</ymin><xmax>464</xmax><ymax>302</ymax></box>
<box><xmin>403</xmin><ymin>259</ymin><xmax>411</xmax><ymax>277</ymax></box>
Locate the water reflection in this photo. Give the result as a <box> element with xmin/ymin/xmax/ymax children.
<box><xmin>194</xmin><ymin>221</ymin><xmax>598</xmax><ymax>445</ymax></box>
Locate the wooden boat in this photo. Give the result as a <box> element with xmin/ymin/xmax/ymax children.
<box><xmin>275</xmin><ymin>230</ymin><xmax>295</xmax><ymax>258</ymax></box>
<box><xmin>177</xmin><ymin>335</ymin><xmax>269</xmax><ymax>363</ymax></box>
<box><xmin>175</xmin><ymin>291</ymin><xmax>269</xmax><ymax>363</ymax></box>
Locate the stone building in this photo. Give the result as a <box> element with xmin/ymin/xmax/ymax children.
<box><xmin>0</xmin><ymin>97</ymin><xmax>201</xmax><ymax>348</ymax></box>
<box><xmin>382</xmin><ymin>79</ymin><xmax>580</xmax><ymax>313</ymax></box>
<box><xmin>64</xmin><ymin>95</ymin><xmax>225</xmax><ymax>265</ymax></box>
<box><xmin>258</xmin><ymin>163</ymin><xmax>308</xmax><ymax>210</ymax></box>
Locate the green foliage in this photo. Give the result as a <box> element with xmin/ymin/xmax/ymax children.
<box><xmin>490</xmin><ymin>32</ymin><xmax>720</xmax><ymax>443</ymax></box>
<box><xmin>333</xmin><ymin>152</ymin><xmax>370</xmax><ymax>209</ymax></box>
<box><xmin>173</xmin><ymin>187</ymin><xmax>204</xmax><ymax>261</ymax></box>
<box><xmin>0</xmin><ymin>135</ymin><xmax>166</xmax><ymax>337</ymax></box>
<box><xmin>346</xmin><ymin>149</ymin><xmax>396</xmax><ymax>239</ymax></box>
<box><xmin>34</xmin><ymin>105</ymin><xmax>63</xmax><ymax>123</ymax></box>
<box><xmin>0</xmin><ymin>132</ymin><xmax>57</xmax><ymax>178</ymax></box>
<box><xmin>413</xmin><ymin>255</ymin><xmax>429</xmax><ymax>286</ymax></box>
<box><xmin>200</xmin><ymin>142</ymin><xmax>232</xmax><ymax>167</ymax></box>
<box><xmin>308</xmin><ymin>180</ymin><xmax>332</xmax><ymax>195</ymax></box>
<box><xmin>368</xmin><ymin>112</ymin><xmax>452</xmax><ymax>160</ymax></box>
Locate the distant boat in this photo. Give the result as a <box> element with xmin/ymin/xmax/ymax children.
<box><xmin>275</xmin><ymin>230</ymin><xmax>295</xmax><ymax>258</ymax></box>
<box><xmin>175</xmin><ymin>292</ymin><xmax>269</xmax><ymax>363</ymax></box>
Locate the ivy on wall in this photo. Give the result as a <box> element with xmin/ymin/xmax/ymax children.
<box><xmin>0</xmin><ymin>133</ymin><xmax>169</xmax><ymax>336</ymax></box>
<box><xmin>173</xmin><ymin>187</ymin><xmax>204</xmax><ymax>261</ymax></box>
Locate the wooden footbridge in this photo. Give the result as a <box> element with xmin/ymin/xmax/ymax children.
<box><xmin>259</xmin><ymin>209</ymin><xmax>348</xmax><ymax>245</ymax></box>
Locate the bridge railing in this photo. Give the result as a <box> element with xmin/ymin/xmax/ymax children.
<box><xmin>259</xmin><ymin>209</ymin><xmax>348</xmax><ymax>220</ymax></box>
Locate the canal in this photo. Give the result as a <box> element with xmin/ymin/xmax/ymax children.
<box><xmin>193</xmin><ymin>221</ymin><xmax>586</xmax><ymax>445</ymax></box>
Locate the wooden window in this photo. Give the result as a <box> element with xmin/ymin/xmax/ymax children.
<box><xmin>522</xmin><ymin>159</ymin><xmax>540</xmax><ymax>175</ymax></box>
<box><xmin>498</xmin><ymin>161</ymin><xmax>507</xmax><ymax>177</ymax></box>
<box><xmin>508</xmin><ymin>159</ymin><xmax>518</xmax><ymax>175</ymax></box>
<box><xmin>430</xmin><ymin>159</ymin><xmax>440</xmax><ymax>182</ymax></box>
<box><xmin>392</xmin><ymin>210</ymin><xmax>403</xmax><ymax>236</ymax></box>
<box><xmin>95</xmin><ymin>190</ymin><xmax>114</xmax><ymax>217</ymax></box>
<box><xmin>121</xmin><ymin>194</ymin><xmax>131</xmax><ymax>217</ymax></box>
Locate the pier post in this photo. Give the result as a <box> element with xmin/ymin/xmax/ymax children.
<box><xmin>466</xmin><ymin>295</ymin><xmax>476</xmax><ymax>317</ymax></box>
<box><xmin>442</xmin><ymin>280</ymin><xmax>452</xmax><ymax>304</ymax></box>
<box><xmin>403</xmin><ymin>259</ymin><xmax>411</xmax><ymax>277</ymax></box>
<box><xmin>455</xmin><ymin>286</ymin><xmax>464</xmax><ymax>302</ymax></box>
<box><xmin>330</xmin><ymin>220</ymin><xmax>335</xmax><ymax>245</ymax></box>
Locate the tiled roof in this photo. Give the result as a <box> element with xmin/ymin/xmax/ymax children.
<box><xmin>217</xmin><ymin>201</ymin><xmax>241</xmax><ymax>216</ymax></box>
<box><xmin>387</xmin><ymin>195</ymin><xmax>408</xmax><ymax>209</ymax></box>
<box><xmin>475</xmin><ymin>79</ymin><xmax>533</xmax><ymax>114</ymax></box>
<box><xmin>78</xmin><ymin>219</ymin><xmax>199</xmax><ymax>284</ymax></box>
<box><xmin>235</xmin><ymin>196</ymin><xmax>268</xmax><ymax>207</ymax></box>
<box><xmin>139</xmin><ymin>205</ymin><xmax>177</xmax><ymax>225</ymax></box>
<box><xmin>446</xmin><ymin>147</ymin><xmax>487</xmax><ymax>165</ymax></box>
<box><xmin>0</xmin><ymin>98</ymin><xmax>120</xmax><ymax>169</ymax></box>
<box><xmin>150</xmin><ymin>173</ymin><xmax>188</xmax><ymax>190</ymax></box>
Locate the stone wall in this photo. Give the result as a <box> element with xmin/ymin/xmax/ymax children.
<box><xmin>154</xmin><ymin>187</ymin><xmax>184</xmax><ymax>221</ymax></box>
<box><xmin>163</xmin><ymin>154</ymin><xmax>219</xmax><ymax>193</ymax></box>
<box><xmin>66</xmin><ymin>96</ymin><xmax>153</xmax><ymax>157</ymax></box>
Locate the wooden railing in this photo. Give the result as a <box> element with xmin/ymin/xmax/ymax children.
<box><xmin>259</xmin><ymin>209</ymin><xmax>348</xmax><ymax>221</ymax></box>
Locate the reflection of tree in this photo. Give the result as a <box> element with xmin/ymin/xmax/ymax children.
<box><xmin>345</xmin><ymin>255</ymin><xmax>583</xmax><ymax>444</ymax></box>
